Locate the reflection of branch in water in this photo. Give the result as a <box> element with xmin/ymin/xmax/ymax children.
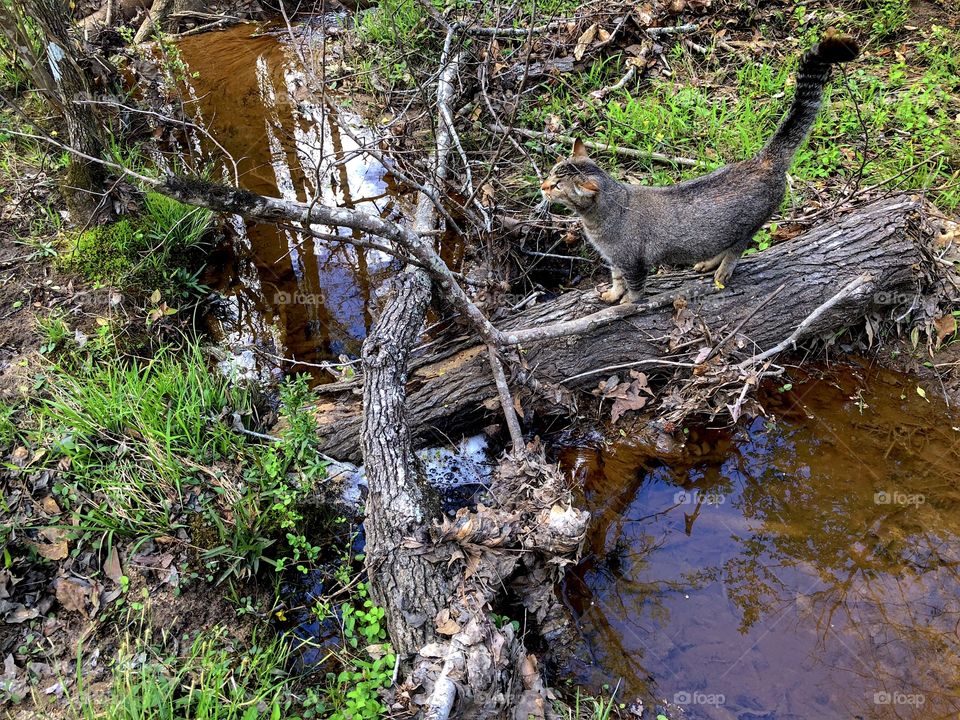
<box><xmin>564</xmin><ymin>532</ymin><xmax>709</xmax><ymax>698</ymax></box>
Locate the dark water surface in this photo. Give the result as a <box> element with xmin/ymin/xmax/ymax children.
<box><xmin>177</xmin><ymin>24</ymin><xmax>463</xmax><ymax>382</ymax></box>
<box><xmin>558</xmin><ymin>366</ymin><xmax>960</xmax><ymax>720</ymax></box>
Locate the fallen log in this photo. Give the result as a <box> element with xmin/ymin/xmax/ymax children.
<box><xmin>313</xmin><ymin>196</ymin><xmax>930</xmax><ymax>460</ymax></box>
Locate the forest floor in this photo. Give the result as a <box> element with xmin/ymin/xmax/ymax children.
<box><xmin>0</xmin><ymin>0</ymin><xmax>959</xmax><ymax>718</ymax></box>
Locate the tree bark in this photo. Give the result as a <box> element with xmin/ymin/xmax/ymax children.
<box><xmin>361</xmin><ymin>41</ymin><xmax>462</xmax><ymax>658</ymax></box>
<box><xmin>3</xmin><ymin>0</ymin><xmax>113</xmax><ymax>224</ymax></box>
<box><xmin>312</xmin><ymin>196</ymin><xmax>927</xmax><ymax>460</ymax></box>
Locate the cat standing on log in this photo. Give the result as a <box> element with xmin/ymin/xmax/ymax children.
<box><xmin>540</xmin><ymin>31</ymin><xmax>859</xmax><ymax>304</ymax></box>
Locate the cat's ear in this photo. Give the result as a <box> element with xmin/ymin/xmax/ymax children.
<box><xmin>572</xmin><ymin>138</ymin><xmax>589</xmax><ymax>158</ymax></box>
<box><xmin>575</xmin><ymin>178</ymin><xmax>600</xmax><ymax>196</ymax></box>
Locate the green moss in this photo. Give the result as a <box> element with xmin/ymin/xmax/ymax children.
<box><xmin>59</xmin><ymin>219</ymin><xmax>141</xmax><ymax>286</ymax></box>
<box><xmin>58</xmin><ymin>192</ymin><xmax>214</xmax><ymax>294</ymax></box>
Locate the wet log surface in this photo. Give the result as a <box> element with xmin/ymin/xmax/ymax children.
<box><xmin>315</xmin><ymin>196</ymin><xmax>926</xmax><ymax>461</ymax></box>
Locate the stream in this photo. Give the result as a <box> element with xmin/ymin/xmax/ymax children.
<box><xmin>176</xmin><ymin>24</ymin><xmax>960</xmax><ymax>720</ymax></box>
<box><xmin>177</xmin><ymin>22</ymin><xmax>461</xmax><ymax>384</ymax></box>
<box><xmin>558</xmin><ymin>365</ymin><xmax>960</xmax><ymax>719</ymax></box>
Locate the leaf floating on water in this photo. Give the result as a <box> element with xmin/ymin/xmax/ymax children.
<box><xmin>916</xmin><ymin>386</ymin><xmax>928</xmax><ymax>401</ymax></box>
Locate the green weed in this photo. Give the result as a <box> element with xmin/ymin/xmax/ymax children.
<box><xmin>36</xmin><ymin>344</ymin><xmax>246</xmax><ymax>538</ymax></box>
<box><xmin>203</xmin><ymin>376</ymin><xmax>328</xmax><ymax>581</ymax></box>
<box><xmin>300</xmin><ymin>581</ymin><xmax>394</xmax><ymax>720</ymax></box>
<box><xmin>72</xmin><ymin>625</ymin><xmax>295</xmax><ymax>720</ymax></box>
<box><xmin>520</xmin><ymin>20</ymin><xmax>960</xmax><ymax>212</ymax></box>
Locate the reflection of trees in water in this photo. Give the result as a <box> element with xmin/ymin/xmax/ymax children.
<box><xmin>179</xmin><ymin>27</ymin><xmax>408</xmax><ymax>372</ymax></box>
<box><xmin>562</xmin><ymin>373</ymin><xmax>960</xmax><ymax>716</ymax></box>
<box><xmin>720</xmin><ymin>378</ymin><xmax>960</xmax><ymax>716</ymax></box>
<box><xmin>562</xmin><ymin>441</ymin><xmax>720</xmax><ymax>695</ymax></box>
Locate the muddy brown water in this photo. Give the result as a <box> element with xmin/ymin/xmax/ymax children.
<box><xmin>176</xmin><ymin>24</ymin><xmax>462</xmax><ymax>383</ymax></box>
<box><xmin>558</xmin><ymin>365</ymin><xmax>960</xmax><ymax>719</ymax></box>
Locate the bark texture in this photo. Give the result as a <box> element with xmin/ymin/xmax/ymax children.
<box><xmin>361</xmin><ymin>267</ymin><xmax>449</xmax><ymax>656</ymax></box>
<box><xmin>3</xmin><ymin>0</ymin><xmax>113</xmax><ymax>223</ymax></box>
<box><xmin>313</xmin><ymin>196</ymin><xmax>927</xmax><ymax>460</ymax></box>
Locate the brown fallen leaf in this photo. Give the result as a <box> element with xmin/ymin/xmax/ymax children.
<box><xmin>3</xmin><ymin>603</ymin><xmax>39</xmax><ymax>624</ymax></box>
<box><xmin>103</xmin><ymin>546</ymin><xmax>123</xmax><ymax>584</ymax></box>
<box><xmin>935</xmin><ymin>314</ymin><xmax>957</xmax><ymax>345</ymax></box>
<box><xmin>31</xmin><ymin>540</ymin><xmax>68</xmax><ymax>562</ymax></box>
<box><xmin>55</xmin><ymin>577</ymin><xmax>93</xmax><ymax>615</ymax></box>
<box><xmin>435</xmin><ymin>608</ymin><xmax>461</xmax><ymax>636</ymax></box>
<box><xmin>10</xmin><ymin>447</ymin><xmax>28</xmax><ymax>467</ymax></box>
<box><xmin>573</xmin><ymin>23</ymin><xmax>598</xmax><ymax>61</ymax></box>
<box><xmin>480</xmin><ymin>183</ymin><xmax>495</xmax><ymax>208</ymax></box>
<box><xmin>41</xmin><ymin>496</ymin><xmax>61</xmax><ymax>515</ymax></box>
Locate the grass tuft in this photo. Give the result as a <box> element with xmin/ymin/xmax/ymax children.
<box><xmin>58</xmin><ymin>191</ymin><xmax>214</xmax><ymax>297</ymax></box>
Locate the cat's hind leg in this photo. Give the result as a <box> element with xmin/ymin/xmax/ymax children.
<box><xmin>693</xmin><ymin>252</ymin><xmax>725</xmax><ymax>273</ymax></box>
<box><xmin>713</xmin><ymin>242</ymin><xmax>750</xmax><ymax>287</ymax></box>
<box><xmin>600</xmin><ymin>267</ymin><xmax>627</xmax><ymax>304</ymax></box>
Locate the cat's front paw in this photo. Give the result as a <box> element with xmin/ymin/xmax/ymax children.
<box><xmin>619</xmin><ymin>291</ymin><xmax>642</xmax><ymax>305</ymax></box>
<box><xmin>600</xmin><ymin>287</ymin><xmax>625</xmax><ymax>304</ymax></box>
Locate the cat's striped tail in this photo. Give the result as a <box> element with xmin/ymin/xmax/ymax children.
<box><xmin>763</xmin><ymin>31</ymin><xmax>859</xmax><ymax>166</ymax></box>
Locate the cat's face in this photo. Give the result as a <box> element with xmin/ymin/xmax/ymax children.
<box><xmin>540</xmin><ymin>139</ymin><xmax>604</xmax><ymax>213</ymax></box>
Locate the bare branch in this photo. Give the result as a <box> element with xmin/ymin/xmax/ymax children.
<box><xmin>738</xmin><ymin>273</ymin><xmax>874</xmax><ymax>369</ymax></box>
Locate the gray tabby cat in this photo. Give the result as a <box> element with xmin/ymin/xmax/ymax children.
<box><xmin>540</xmin><ymin>31</ymin><xmax>859</xmax><ymax>304</ymax></box>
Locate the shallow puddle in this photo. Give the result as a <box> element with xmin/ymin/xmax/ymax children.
<box><xmin>176</xmin><ymin>24</ymin><xmax>460</xmax><ymax>382</ymax></box>
<box><xmin>558</xmin><ymin>365</ymin><xmax>960</xmax><ymax>719</ymax></box>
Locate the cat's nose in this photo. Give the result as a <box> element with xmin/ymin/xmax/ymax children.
<box><xmin>540</xmin><ymin>180</ymin><xmax>555</xmax><ymax>191</ymax></box>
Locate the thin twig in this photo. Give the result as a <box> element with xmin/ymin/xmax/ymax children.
<box><xmin>488</xmin><ymin>345</ymin><xmax>525</xmax><ymax>455</ymax></box>
<box><xmin>494</xmin><ymin>125</ymin><xmax>703</xmax><ymax>168</ymax></box>
<box><xmin>646</xmin><ymin>23</ymin><xmax>699</xmax><ymax>38</ymax></box>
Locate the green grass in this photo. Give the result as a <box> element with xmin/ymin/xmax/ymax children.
<box><xmin>11</xmin><ymin>345</ymin><xmax>330</xmax><ymax>582</ymax></box>
<box><xmin>58</xmin><ymin>191</ymin><xmax>213</xmax><ymax>298</ymax></box>
<box><xmin>520</xmin><ymin>13</ymin><xmax>960</xmax><ymax>214</ymax></box>
<box><xmin>35</xmin><ymin>344</ymin><xmax>248</xmax><ymax>538</ymax></box>
<box><xmin>72</xmin><ymin>625</ymin><xmax>296</xmax><ymax>720</ymax></box>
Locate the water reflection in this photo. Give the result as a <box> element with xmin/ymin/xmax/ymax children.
<box><xmin>176</xmin><ymin>24</ymin><xmax>413</xmax><ymax>382</ymax></box>
<box><xmin>559</xmin><ymin>366</ymin><xmax>960</xmax><ymax>719</ymax></box>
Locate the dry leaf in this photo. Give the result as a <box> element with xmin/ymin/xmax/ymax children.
<box><xmin>55</xmin><ymin>577</ymin><xmax>93</xmax><ymax>614</ymax></box>
<box><xmin>480</xmin><ymin>183</ymin><xmax>495</xmax><ymax>208</ymax></box>
<box><xmin>41</xmin><ymin>496</ymin><xmax>61</xmax><ymax>515</ymax></box>
<box><xmin>10</xmin><ymin>447</ymin><xmax>28</xmax><ymax>467</ymax></box>
<box><xmin>635</xmin><ymin>3</ymin><xmax>655</xmax><ymax>25</ymax></box>
<box><xmin>573</xmin><ymin>23</ymin><xmax>598</xmax><ymax>61</ymax></box>
<box><xmin>4</xmin><ymin>604</ymin><xmax>39</xmax><ymax>624</ymax></box>
<box><xmin>935</xmin><ymin>314</ymin><xmax>957</xmax><ymax>345</ymax></box>
<box><xmin>32</xmin><ymin>541</ymin><xmax>68</xmax><ymax>562</ymax></box>
<box><xmin>103</xmin><ymin>547</ymin><xmax>123</xmax><ymax>584</ymax></box>
<box><xmin>435</xmin><ymin>608</ymin><xmax>461</xmax><ymax>636</ymax></box>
